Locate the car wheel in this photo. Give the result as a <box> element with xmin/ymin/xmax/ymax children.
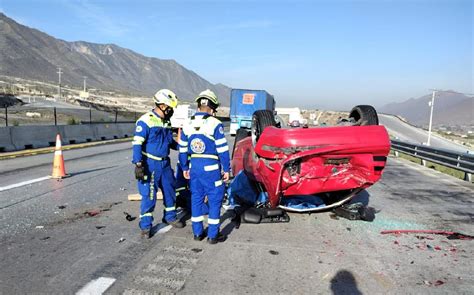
<box><xmin>232</xmin><ymin>128</ymin><xmax>250</xmax><ymax>158</ymax></box>
<box><xmin>252</xmin><ymin>110</ymin><xmax>277</xmax><ymax>147</ymax></box>
<box><xmin>349</xmin><ymin>105</ymin><xmax>379</xmax><ymax>126</ymax></box>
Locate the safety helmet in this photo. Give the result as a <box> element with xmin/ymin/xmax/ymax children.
<box><xmin>153</xmin><ymin>89</ymin><xmax>178</xmax><ymax>108</ymax></box>
<box><xmin>195</xmin><ymin>89</ymin><xmax>219</xmax><ymax>110</ymax></box>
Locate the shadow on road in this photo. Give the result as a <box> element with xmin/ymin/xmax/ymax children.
<box><xmin>220</xmin><ymin>209</ymin><xmax>239</xmax><ymax>237</ymax></box>
<box><xmin>330</xmin><ymin>269</ymin><xmax>362</xmax><ymax>295</ymax></box>
<box><xmin>70</xmin><ymin>166</ymin><xmax>117</xmax><ymax>176</ymax></box>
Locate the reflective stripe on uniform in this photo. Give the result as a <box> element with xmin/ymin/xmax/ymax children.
<box><xmin>191</xmin><ymin>216</ymin><xmax>205</xmax><ymax>222</ymax></box>
<box><xmin>179</xmin><ymin>147</ymin><xmax>188</xmax><ymax>153</ymax></box>
<box><xmin>215</xmin><ymin>180</ymin><xmax>223</xmax><ymax>187</ymax></box>
<box><xmin>164</xmin><ymin>206</ymin><xmax>176</xmax><ymax>212</ymax></box>
<box><xmin>215</xmin><ymin>138</ymin><xmax>226</xmax><ymax>145</ymax></box>
<box><xmin>150</xmin><ymin>172</ymin><xmax>155</xmax><ymax>200</ymax></box>
<box><xmin>204</xmin><ymin>164</ymin><xmax>219</xmax><ymax>171</ymax></box>
<box><xmin>208</xmin><ymin>218</ymin><xmax>220</xmax><ymax>225</ymax></box>
<box><xmin>176</xmin><ymin>187</ymin><xmax>187</xmax><ymax>192</ymax></box>
<box><xmin>141</xmin><ymin>151</ymin><xmax>165</xmax><ymax>161</ymax></box>
<box><xmin>132</xmin><ymin>136</ymin><xmax>145</xmax><ymax>145</ymax></box>
<box><xmin>200</xmin><ymin>133</ymin><xmax>215</xmax><ymax>141</ymax></box>
<box><xmin>189</xmin><ymin>130</ymin><xmax>215</xmax><ymax>141</ymax></box>
<box><xmin>191</xmin><ymin>154</ymin><xmax>219</xmax><ymax>160</ymax></box>
<box><xmin>178</xmin><ymin>139</ymin><xmax>188</xmax><ymax>146</ymax></box>
<box><xmin>140</xmin><ymin>112</ymin><xmax>164</xmax><ymax>128</ymax></box>
<box><xmin>216</xmin><ymin>145</ymin><xmax>229</xmax><ymax>153</ymax></box>
<box><xmin>140</xmin><ymin>212</ymin><xmax>153</xmax><ymax>218</ymax></box>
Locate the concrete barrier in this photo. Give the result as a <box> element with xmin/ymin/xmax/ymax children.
<box><xmin>0</xmin><ymin>128</ymin><xmax>14</xmax><ymax>152</ymax></box>
<box><xmin>0</xmin><ymin>123</ymin><xmax>135</xmax><ymax>152</ymax></box>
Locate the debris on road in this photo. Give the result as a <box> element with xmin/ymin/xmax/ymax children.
<box><xmin>434</xmin><ymin>280</ymin><xmax>445</xmax><ymax>286</ymax></box>
<box><xmin>39</xmin><ymin>236</ymin><xmax>50</xmax><ymax>241</ymax></box>
<box><xmin>332</xmin><ymin>202</ymin><xmax>376</xmax><ymax>221</ymax></box>
<box><xmin>421</xmin><ymin>279</ymin><xmax>445</xmax><ymax>287</ymax></box>
<box><xmin>380</xmin><ymin>230</ymin><xmax>474</xmax><ymax>240</ymax></box>
<box><xmin>127</xmin><ymin>193</ymin><xmax>141</xmax><ymax>201</ymax></box>
<box><xmin>329</xmin><ymin>213</ymin><xmax>339</xmax><ymax>220</ymax></box>
<box><xmin>57</xmin><ymin>205</ymin><xmax>67</xmax><ymax>209</ymax></box>
<box><xmin>117</xmin><ymin>237</ymin><xmax>126</xmax><ymax>243</ymax></box>
<box><xmin>35</xmin><ymin>226</ymin><xmax>44</xmax><ymax>229</ymax></box>
<box><xmin>84</xmin><ymin>210</ymin><xmax>101</xmax><ymax>217</ymax></box>
<box><xmin>269</xmin><ymin>250</ymin><xmax>279</xmax><ymax>255</ymax></box>
<box><xmin>120</xmin><ymin>187</ymin><xmax>127</xmax><ymax>191</ymax></box>
<box><xmin>95</xmin><ymin>226</ymin><xmax>106</xmax><ymax>229</ymax></box>
<box><xmin>124</xmin><ymin>212</ymin><xmax>136</xmax><ymax>221</ymax></box>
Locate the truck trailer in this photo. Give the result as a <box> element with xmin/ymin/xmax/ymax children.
<box><xmin>229</xmin><ymin>89</ymin><xmax>275</xmax><ymax>136</ymax></box>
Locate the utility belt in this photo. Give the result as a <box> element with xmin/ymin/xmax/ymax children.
<box><xmin>141</xmin><ymin>151</ymin><xmax>170</xmax><ymax>161</ymax></box>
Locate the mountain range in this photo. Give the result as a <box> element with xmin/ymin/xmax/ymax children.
<box><xmin>380</xmin><ymin>91</ymin><xmax>473</xmax><ymax>127</ymax></box>
<box><xmin>0</xmin><ymin>13</ymin><xmax>231</xmax><ymax>104</ymax></box>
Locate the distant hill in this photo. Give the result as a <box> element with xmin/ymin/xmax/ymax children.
<box><xmin>0</xmin><ymin>13</ymin><xmax>231</xmax><ymax>104</ymax></box>
<box><xmin>380</xmin><ymin>91</ymin><xmax>473</xmax><ymax>127</ymax></box>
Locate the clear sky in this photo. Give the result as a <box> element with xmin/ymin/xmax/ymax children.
<box><xmin>1</xmin><ymin>0</ymin><xmax>472</xmax><ymax>109</ymax></box>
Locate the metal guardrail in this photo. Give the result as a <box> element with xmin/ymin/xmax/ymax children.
<box><xmin>391</xmin><ymin>140</ymin><xmax>473</xmax><ymax>182</ymax></box>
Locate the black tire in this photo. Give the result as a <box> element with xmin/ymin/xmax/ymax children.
<box><xmin>232</xmin><ymin>128</ymin><xmax>250</xmax><ymax>158</ymax></box>
<box><xmin>252</xmin><ymin>110</ymin><xmax>277</xmax><ymax>146</ymax></box>
<box><xmin>349</xmin><ymin>105</ymin><xmax>379</xmax><ymax>126</ymax></box>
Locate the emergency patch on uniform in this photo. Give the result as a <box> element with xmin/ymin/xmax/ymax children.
<box><xmin>136</xmin><ymin>125</ymin><xmax>143</xmax><ymax>133</ymax></box>
<box><xmin>190</xmin><ymin>138</ymin><xmax>206</xmax><ymax>154</ymax></box>
<box><xmin>219</xmin><ymin>126</ymin><xmax>224</xmax><ymax>134</ymax></box>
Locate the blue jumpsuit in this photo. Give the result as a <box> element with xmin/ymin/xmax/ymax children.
<box><xmin>132</xmin><ymin>110</ymin><xmax>178</xmax><ymax>231</ymax></box>
<box><xmin>179</xmin><ymin>113</ymin><xmax>230</xmax><ymax>239</ymax></box>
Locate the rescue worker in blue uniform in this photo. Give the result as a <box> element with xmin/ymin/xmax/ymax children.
<box><xmin>132</xmin><ymin>89</ymin><xmax>184</xmax><ymax>238</ymax></box>
<box><xmin>179</xmin><ymin>89</ymin><xmax>230</xmax><ymax>244</ymax></box>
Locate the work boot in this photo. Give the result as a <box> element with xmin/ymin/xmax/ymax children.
<box><xmin>140</xmin><ymin>229</ymin><xmax>151</xmax><ymax>239</ymax></box>
<box><xmin>193</xmin><ymin>232</ymin><xmax>206</xmax><ymax>241</ymax></box>
<box><xmin>207</xmin><ymin>233</ymin><xmax>227</xmax><ymax>245</ymax></box>
<box><xmin>162</xmin><ymin>218</ymin><xmax>185</xmax><ymax>228</ymax></box>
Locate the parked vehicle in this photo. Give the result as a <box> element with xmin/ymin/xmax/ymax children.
<box><xmin>229</xmin><ymin>89</ymin><xmax>275</xmax><ymax>136</ymax></box>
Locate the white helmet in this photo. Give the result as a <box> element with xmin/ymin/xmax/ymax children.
<box><xmin>195</xmin><ymin>89</ymin><xmax>219</xmax><ymax>110</ymax></box>
<box><xmin>153</xmin><ymin>89</ymin><xmax>178</xmax><ymax>108</ymax></box>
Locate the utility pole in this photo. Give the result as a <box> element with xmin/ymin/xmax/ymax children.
<box><xmin>57</xmin><ymin>67</ymin><xmax>62</xmax><ymax>102</ymax></box>
<box><xmin>83</xmin><ymin>76</ymin><xmax>87</xmax><ymax>92</ymax></box>
<box><xmin>426</xmin><ymin>89</ymin><xmax>438</xmax><ymax>146</ymax></box>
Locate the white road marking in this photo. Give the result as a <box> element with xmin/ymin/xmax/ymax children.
<box><xmin>0</xmin><ymin>176</ymin><xmax>51</xmax><ymax>192</ymax></box>
<box><xmin>76</xmin><ymin>277</ymin><xmax>116</xmax><ymax>295</ymax></box>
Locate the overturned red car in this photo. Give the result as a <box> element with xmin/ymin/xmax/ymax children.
<box><xmin>231</xmin><ymin>105</ymin><xmax>391</xmax><ymax>213</ymax></box>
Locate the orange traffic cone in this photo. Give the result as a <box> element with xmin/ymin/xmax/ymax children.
<box><xmin>51</xmin><ymin>134</ymin><xmax>69</xmax><ymax>179</ymax></box>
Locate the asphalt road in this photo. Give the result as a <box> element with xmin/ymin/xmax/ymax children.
<box><xmin>379</xmin><ymin>114</ymin><xmax>472</xmax><ymax>153</ymax></box>
<box><xmin>0</xmin><ymin>137</ymin><xmax>473</xmax><ymax>294</ymax></box>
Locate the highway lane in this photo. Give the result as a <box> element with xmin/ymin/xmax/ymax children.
<box><xmin>0</xmin><ymin>137</ymin><xmax>473</xmax><ymax>294</ymax></box>
<box><xmin>379</xmin><ymin>114</ymin><xmax>472</xmax><ymax>153</ymax></box>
